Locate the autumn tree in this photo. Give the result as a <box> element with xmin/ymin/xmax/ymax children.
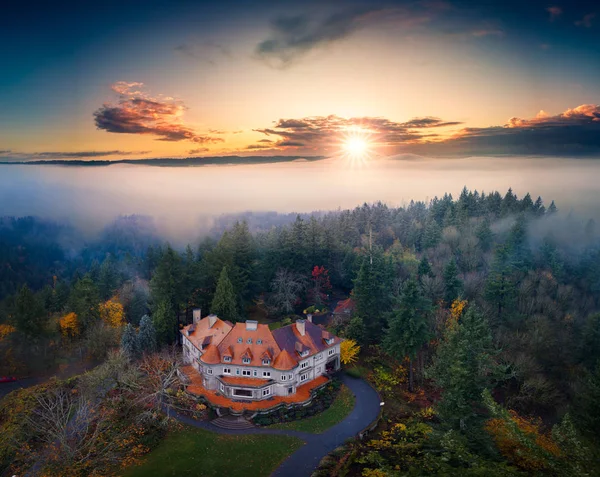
<box><xmin>270</xmin><ymin>268</ymin><xmax>305</xmax><ymax>315</ymax></box>
<box><xmin>340</xmin><ymin>339</ymin><xmax>360</xmax><ymax>365</ymax></box>
<box><xmin>99</xmin><ymin>296</ymin><xmax>125</xmax><ymax>328</ymax></box>
<box><xmin>211</xmin><ymin>266</ymin><xmax>238</xmax><ymax>322</ymax></box>
<box><xmin>59</xmin><ymin>312</ymin><xmax>80</xmax><ymax>339</ymax></box>
<box><xmin>384</xmin><ymin>279</ymin><xmax>431</xmax><ymax>392</ymax></box>
<box><xmin>307</xmin><ymin>265</ymin><xmax>332</xmax><ymax>307</ymax></box>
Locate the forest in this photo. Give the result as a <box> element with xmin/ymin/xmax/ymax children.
<box><xmin>1</xmin><ymin>187</ymin><xmax>599</xmax><ymax>475</ymax></box>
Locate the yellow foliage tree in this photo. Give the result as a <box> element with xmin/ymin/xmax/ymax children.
<box><xmin>59</xmin><ymin>312</ymin><xmax>80</xmax><ymax>338</ymax></box>
<box><xmin>0</xmin><ymin>324</ymin><xmax>16</xmax><ymax>341</ymax></box>
<box><xmin>99</xmin><ymin>297</ymin><xmax>125</xmax><ymax>328</ymax></box>
<box><xmin>447</xmin><ymin>298</ymin><xmax>468</xmax><ymax>328</ymax></box>
<box><xmin>340</xmin><ymin>339</ymin><xmax>361</xmax><ymax>365</ymax></box>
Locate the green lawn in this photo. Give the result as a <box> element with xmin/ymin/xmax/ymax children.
<box><xmin>122</xmin><ymin>426</ymin><xmax>303</xmax><ymax>477</ymax></box>
<box><xmin>268</xmin><ymin>384</ymin><xmax>355</xmax><ymax>434</ymax></box>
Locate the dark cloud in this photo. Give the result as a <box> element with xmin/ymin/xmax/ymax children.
<box><xmin>0</xmin><ymin>150</ymin><xmax>148</xmax><ymax>161</ymax></box>
<box><xmin>245</xmin><ymin>144</ymin><xmax>273</xmax><ymax>150</ymax></box>
<box><xmin>188</xmin><ymin>148</ymin><xmax>209</xmax><ymax>155</ymax></box>
<box><xmin>257</xmin><ymin>139</ymin><xmax>273</xmax><ymax>143</ymax></box>
<box><xmin>94</xmin><ymin>82</ymin><xmax>224</xmax><ymax>144</ymax></box>
<box><xmin>406</xmin><ymin>104</ymin><xmax>600</xmax><ymax>157</ymax></box>
<box><xmin>255</xmin><ymin>6</ymin><xmax>410</xmax><ymax>68</ymax></box>
<box><xmin>575</xmin><ymin>13</ymin><xmax>596</xmax><ymax>27</ymax></box>
<box><xmin>175</xmin><ymin>41</ymin><xmax>232</xmax><ymax>65</ymax></box>
<box><xmin>254</xmin><ymin>114</ymin><xmax>462</xmax><ymax>150</ymax></box>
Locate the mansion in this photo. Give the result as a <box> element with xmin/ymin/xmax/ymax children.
<box><xmin>181</xmin><ymin>310</ymin><xmax>342</xmax><ymax>402</ymax></box>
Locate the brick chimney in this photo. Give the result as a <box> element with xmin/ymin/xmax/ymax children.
<box><xmin>296</xmin><ymin>319</ymin><xmax>306</xmax><ymax>336</ymax></box>
<box><xmin>193</xmin><ymin>308</ymin><xmax>202</xmax><ymax>324</ymax></box>
<box><xmin>208</xmin><ymin>314</ymin><xmax>218</xmax><ymax>328</ymax></box>
<box><xmin>306</xmin><ymin>313</ymin><xmax>313</xmax><ymax>323</ymax></box>
<box><xmin>246</xmin><ymin>320</ymin><xmax>258</xmax><ymax>331</ymax></box>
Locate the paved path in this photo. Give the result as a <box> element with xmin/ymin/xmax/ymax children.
<box><xmin>169</xmin><ymin>373</ymin><xmax>381</xmax><ymax>477</ymax></box>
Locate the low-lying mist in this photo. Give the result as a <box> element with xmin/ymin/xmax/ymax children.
<box><xmin>1</xmin><ymin>156</ymin><xmax>599</xmax><ymax>243</ymax></box>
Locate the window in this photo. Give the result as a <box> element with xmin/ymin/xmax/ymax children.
<box><xmin>207</xmin><ymin>368</ymin><xmax>213</xmax><ymax>375</ymax></box>
<box><xmin>257</xmin><ymin>339</ymin><xmax>263</xmax><ymax>344</ymax></box>
<box><xmin>236</xmin><ymin>368</ymin><xmax>240</xmax><ymax>375</ymax></box>
<box><xmin>301</xmin><ymin>361</ymin><xmax>308</xmax><ymax>369</ymax></box>
<box><xmin>247</xmin><ymin>338</ymin><xmax>252</xmax><ymax>344</ymax></box>
<box><xmin>263</xmin><ymin>388</ymin><xmax>271</xmax><ymax>396</ymax></box>
<box><xmin>242</xmin><ymin>370</ymin><xmax>251</xmax><ymax>376</ymax></box>
<box><xmin>328</xmin><ymin>349</ymin><xmax>335</xmax><ymax>356</ymax></box>
<box><xmin>263</xmin><ymin>371</ymin><xmax>271</xmax><ymax>378</ymax></box>
<box><xmin>253</xmin><ymin>370</ymin><xmax>258</xmax><ymax>376</ymax></box>
<box><xmin>289</xmin><ymin>374</ymin><xmax>293</xmax><ymax>380</ymax></box>
<box><xmin>301</xmin><ymin>350</ymin><xmax>309</xmax><ymax>357</ymax></box>
<box><xmin>223</xmin><ymin>368</ymin><xmax>231</xmax><ymax>374</ymax></box>
<box><xmin>300</xmin><ymin>373</ymin><xmax>308</xmax><ymax>382</ymax></box>
<box><xmin>237</xmin><ymin>337</ymin><xmax>242</xmax><ymax>343</ymax></box>
<box><xmin>233</xmin><ymin>389</ymin><xmax>252</xmax><ymax>397</ymax></box>
<box><xmin>281</xmin><ymin>375</ymin><xmax>287</xmax><ymax>381</ymax></box>
<box><xmin>288</xmin><ymin>387</ymin><xmax>293</xmax><ymax>395</ymax></box>
<box><xmin>220</xmin><ymin>383</ymin><xmax>224</xmax><ymax>392</ymax></box>
<box><xmin>262</xmin><ymin>359</ymin><xmax>270</xmax><ymax>365</ymax></box>
<box><xmin>223</xmin><ymin>356</ymin><xmax>232</xmax><ymax>362</ymax></box>
<box><xmin>316</xmin><ymin>353</ymin><xmax>322</xmax><ymax>360</ymax></box>
<box><xmin>242</xmin><ymin>358</ymin><xmax>251</xmax><ymax>364</ymax></box>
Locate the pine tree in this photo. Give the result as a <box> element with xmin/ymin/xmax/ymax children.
<box><xmin>417</xmin><ymin>256</ymin><xmax>432</xmax><ymax>278</ymax></box>
<box><xmin>428</xmin><ymin>307</ymin><xmax>501</xmax><ymax>430</ymax></box>
<box><xmin>346</xmin><ymin>315</ymin><xmax>367</xmax><ymax>345</ymax></box>
<box><xmin>68</xmin><ymin>275</ymin><xmax>100</xmax><ymax>329</ymax></box>
<box><xmin>422</xmin><ymin>218</ymin><xmax>442</xmax><ymax>250</ymax></box>
<box><xmin>152</xmin><ymin>299</ymin><xmax>177</xmax><ymax>344</ymax></box>
<box><xmin>98</xmin><ymin>254</ymin><xmax>120</xmax><ymax>300</ymax></box>
<box><xmin>384</xmin><ymin>279</ymin><xmax>431</xmax><ymax>392</ymax></box>
<box><xmin>12</xmin><ymin>285</ymin><xmax>47</xmax><ymax>339</ymax></box>
<box><xmin>121</xmin><ymin>323</ymin><xmax>139</xmax><ymax>359</ymax></box>
<box><xmin>211</xmin><ymin>266</ymin><xmax>238</xmax><ymax>322</ymax></box>
<box><xmin>138</xmin><ymin>314</ymin><xmax>157</xmax><ymax>354</ymax></box>
<box><xmin>547</xmin><ymin>200</ymin><xmax>558</xmax><ymax>215</ymax></box>
<box><xmin>485</xmin><ymin>245</ymin><xmax>518</xmax><ymax>324</ymax></box>
<box><xmin>443</xmin><ymin>258</ymin><xmax>462</xmax><ymax>304</ymax></box>
<box><xmin>150</xmin><ymin>245</ymin><xmax>182</xmax><ymax>319</ymax></box>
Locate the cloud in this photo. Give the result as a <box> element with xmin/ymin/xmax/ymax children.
<box><xmin>94</xmin><ymin>82</ymin><xmax>224</xmax><ymax>144</ymax></box>
<box><xmin>575</xmin><ymin>13</ymin><xmax>596</xmax><ymax>28</ymax></box>
<box><xmin>175</xmin><ymin>41</ymin><xmax>232</xmax><ymax>65</ymax></box>
<box><xmin>0</xmin><ymin>150</ymin><xmax>148</xmax><ymax>161</ymax></box>
<box><xmin>254</xmin><ymin>115</ymin><xmax>462</xmax><ymax>150</ymax></box>
<box><xmin>188</xmin><ymin>148</ymin><xmax>209</xmax><ymax>155</ymax></box>
<box><xmin>547</xmin><ymin>6</ymin><xmax>562</xmax><ymax>21</ymax></box>
<box><xmin>405</xmin><ymin>104</ymin><xmax>600</xmax><ymax>157</ymax></box>
<box><xmin>255</xmin><ymin>6</ymin><xmax>424</xmax><ymax>68</ymax></box>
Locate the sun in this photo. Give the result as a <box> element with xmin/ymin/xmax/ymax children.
<box><xmin>344</xmin><ymin>137</ymin><xmax>369</xmax><ymax>156</ymax></box>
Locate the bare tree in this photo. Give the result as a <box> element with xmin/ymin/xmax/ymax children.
<box><xmin>270</xmin><ymin>268</ymin><xmax>306</xmax><ymax>315</ymax></box>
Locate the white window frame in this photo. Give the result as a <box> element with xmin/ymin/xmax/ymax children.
<box><xmin>328</xmin><ymin>349</ymin><xmax>335</xmax><ymax>356</ymax></box>
<box><xmin>223</xmin><ymin>356</ymin><xmax>232</xmax><ymax>363</ymax></box>
<box><xmin>220</xmin><ymin>383</ymin><xmax>224</xmax><ymax>392</ymax></box>
<box><xmin>236</xmin><ymin>368</ymin><xmax>240</xmax><ymax>375</ymax></box>
<box><xmin>242</xmin><ymin>370</ymin><xmax>251</xmax><ymax>376</ymax></box>
<box><xmin>257</xmin><ymin>339</ymin><xmax>263</xmax><ymax>344</ymax></box>
<box><xmin>300</xmin><ymin>373</ymin><xmax>308</xmax><ymax>382</ymax></box>
<box><xmin>301</xmin><ymin>361</ymin><xmax>308</xmax><ymax>369</ymax></box>
<box><xmin>237</xmin><ymin>337</ymin><xmax>243</xmax><ymax>343</ymax></box>
<box><xmin>223</xmin><ymin>368</ymin><xmax>231</xmax><ymax>374</ymax></box>
<box><xmin>242</xmin><ymin>357</ymin><xmax>251</xmax><ymax>364</ymax></box>
<box><xmin>247</xmin><ymin>338</ymin><xmax>252</xmax><ymax>344</ymax></box>
<box><xmin>263</xmin><ymin>371</ymin><xmax>271</xmax><ymax>378</ymax></box>
<box><xmin>263</xmin><ymin>387</ymin><xmax>271</xmax><ymax>396</ymax></box>
<box><xmin>207</xmin><ymin>368</ymin><xmax>213</xmax><ymax>375</ymax></box>
<box><xmin>281</xmin><ymin>375</ymin><xmax>287</xmax><ymax>381</ymax></box>
<box><xmin>262</xmin><ymin>359</ymin><xmax>270</xmax><ymax>366</ymax></box>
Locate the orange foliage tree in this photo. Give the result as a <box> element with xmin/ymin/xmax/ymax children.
<box><xmin>59</xmin><ymin>312</ymin><xmax>80</xmax><ymax>338</ymax></box>
<box><xmin>0</xmin><ymin>324</ymin><xmax>16</xmax><ymax>341</ymax></box>
<box><xmin>99</xmin><ymin>297</ymin><xmax>125</xmax><ymax>328</ymax></box>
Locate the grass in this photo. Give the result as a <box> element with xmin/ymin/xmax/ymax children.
<box><xmin>122</xmin><ymin>425</ymin><xmax>303</xmax><ymax>477</ymax></box>
<box><xmin>345</xmin><ymin>365</ymin><xmax>369</xmax><ymax>379</ymax></box>
<box><xmin>267</xmin><ymin>384</ymin><xmax>355</xmax><ymax>434</ymax></box>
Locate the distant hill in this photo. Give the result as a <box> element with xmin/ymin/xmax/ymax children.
<box><xmin>0</xmin><ymin>155</ymin><xmax>327</xmax><ymax>167</ymax></box>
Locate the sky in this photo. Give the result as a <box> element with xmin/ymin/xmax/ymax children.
<box><xmin>1</xmin><ymin>0</ymin><xmax>600</xmax><ymax>161</ymax></box>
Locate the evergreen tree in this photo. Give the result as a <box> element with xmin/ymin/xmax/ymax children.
<box><xmin>384</xmin><ymin>279</ymin><xmax>431</xmax><ymax>391</ymax></box>
<box><xmin>501</xmin><ymin>188</ymin><xmax>518</xmax><ymax>217</ymax></box>
<box><xmin>68</xmin><ymin>275</ymin><xmax>100</xmax><ymax>329</ymax></box>
<box><xmin>533</xmin><ymin>196</ymin><xmax>546</xmax><ymax>217</ymax></box>
<box><xmin>138</xmin><ymin>314</ymin><xmax>157</xmax><ymax>354</ymax></box>
<box><xmin>11</xmin><ymin>285</ymin><xmax>47</xmax><ymax>339</ymax></box>
<box><xmin>346</xmin><ymin>315</ymin><xmax>367</xmax><ymax>345</ymax></box>
<box><xmin>485</xmin><ymin>245</ymin><xmax>518</xmax><ymax>324</ymax></box>
<box><xmin>428</xmin><ymin>307</ymin><xmax>501</xmax><ymax>430</ymax></box>
<box><xmin>98</xmin><ymin>254</ymin><xmax>120</xmax><ymax>300</ymax></box>
<box><xmin>211</xmin><ymin>266</ymin><xmax>238</xmax><ymax>322</ymax></box>
<box><xmin>443</xmin><ymin>258</ymin><xmax>462</xmax><ymax>304</ymax></box>
<box><xmin>572</xmin><ymin>362</ymin><xmax>600</xmax><ymax>439</ymax></box>
<box><xmin>150</xmin><ymin>245</ymin><xmax>182</xmax><ymax>318</ymax></box>
<box><xmin>352</xmin><ymin>249</ymin><xmax>394</xmax><ymax>343</ymax></box>
<box><xmin>152</xmin><ymin>299</ymin><xmax>177</xmax><ymax>344</ymax></box>
<box><xmin>475</xmin><ymin>218</ymin><xmax>493</xmax><ymax>252</ymax></box>
<box><xmin>417</xmin><ymin>256</ymin><xmax>432</xmax><ymax>278</ymax></box>
<box><xmin>547</xmin><ymin>200</ymin><xmax>558</xmax><ymax>215</ymax></box>
<box><xmin>121</xmin><ymin>323</ymin><xmax>139</xmax><ymax>359</ymax></box>
<box><xmin>422</xmin><ymin>218</ymin><xmax>442</xmax><ymax>250</ymax></box>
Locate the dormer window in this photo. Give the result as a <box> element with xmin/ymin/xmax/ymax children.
<box><xmin>223</xmin><ymin>356</ymin><xmax>232</xmax><ymax>363</ymax></box>
<box><xmin>301</xmin><ymin>350</ymin><xmax>309</xmax><ymax>357</ymax></box>
<box><xmin>247</xmin><ymin>338</ymin><xmax>252</xmax><ymax>344</ymax></box>
<box><xmin>262</xmin><ymin>359</ymin><xmax>270</xmax><ymax>366</ymax></box>
<box><xmin>242</xmin><ymin>358</ymin><xmax>251</xmax><ymax>364</ymax></box>
<box><xmin>326</xmin><ymin>338</ymin><xmax>334</xmax><ymax>345</ymax></box>
<box><xmin>257</xmin><ymin>339</ymin><xmax>262</xmax><ymax>344</ymax></box>
<box><xmin>237</xmin><ymin>337</ymin><xmax>243</xmax><ymax>343</ymax></box>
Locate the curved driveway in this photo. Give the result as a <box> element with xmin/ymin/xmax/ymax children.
<box><xmin>170</xmin><ymin>373</ymin><xmax>381</xmax><ymax>477</ymax></box>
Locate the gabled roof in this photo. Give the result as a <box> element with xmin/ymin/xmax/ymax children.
<box><xmin>181</xmin><ymin>315</ymin><xmax>232</xmax><ymax>351</ymax></box>
<box><xmin>200</xmin><ymin>344</ymin><xmax>221</xmax><ymax>364</ymax></box>
<box><xmin>273</xmin><ymin>320</ymin><xmax>341</xmax><ymax>360</ymax></box>
<box><xmin>334</xmin><ymin>297</ymin><xmax>355</xmax><ymax>314</ymax></box>
<box><xmin>216</xmin><ymin>322</ymin><xmax>282</xmax><ymax>367</ymax></box>
<box><xmin>272</xmin><ymin>349</ymin><xmax>297</xmax><ymax>370</ymax></box>
<box><xmin>241</xmin><ymin>348</ymin><xmax>253</xmax><ymax>360</ymax></box>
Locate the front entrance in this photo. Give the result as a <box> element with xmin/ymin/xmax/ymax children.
<box><xmin>326</xmin><ymin>357</ymin><xmax>339</xmax><ymax>373</ymax></box>
<box><xmin>288</xmin><ymin>387</ymin><xmax>293</xmax><ymax>395</ymax></box>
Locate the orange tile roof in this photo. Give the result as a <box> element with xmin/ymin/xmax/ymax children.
<box><xmin>199</xmin><ymin>344</ymin><xmax>221</xmax><ymax>364</ymax></box>
<box><xmin>181</xmin><ymin>365</ymin><xmax>329</xmax><ymax>412</ymax></box>
<box><xmin>334</xmin><ymin>297</ymin><xmax>355</xmax><ymax>314</ymax></box>
<box><xmin>217</xmin><ymin>323</ymin><xmax>281</xmax><ymax>367</ymax></box>
<box><xmin>272</xmin><ymin>349</ymin><xmax>297</xmax><ymax>370</ymax></box>
<box><xmin>182</xmin><ymin>316</ymin><xmax>232</xmax><ymax>351</ymax></box>
<box><xmin>219</xmin><ymin>376</ymin><xmax>271</xmax><ymax>387</ymax></box>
